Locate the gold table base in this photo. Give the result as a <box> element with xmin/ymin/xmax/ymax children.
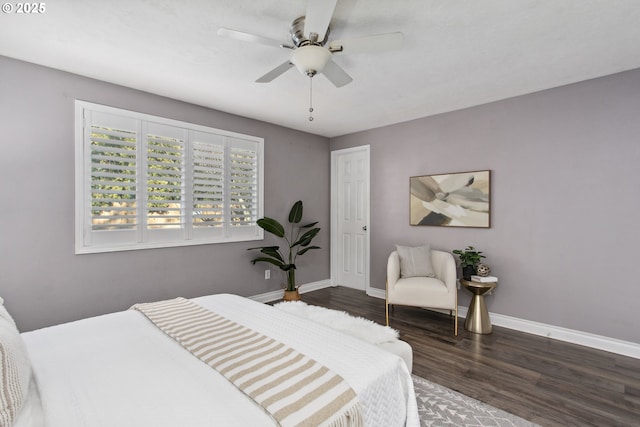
<box><xmin>460</xmin><ymin>279</ymin><xmax>497</xmax><ymax>334</ymax></box>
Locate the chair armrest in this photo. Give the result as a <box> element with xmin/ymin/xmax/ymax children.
<box><xmin>431</xmin><ymin>250</ymin><xmax>457</xmax><ymax>293</ymax></box>
<box><xmin>387</xmin><ymin>251</ymin><xmax>401</xmax><ymax>292</ymax></box>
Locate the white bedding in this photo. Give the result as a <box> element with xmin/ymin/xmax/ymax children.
<box><xmin>21</xmin><ymin>294</ymin><xmax>418</xmax><ymax>427</ymax></box>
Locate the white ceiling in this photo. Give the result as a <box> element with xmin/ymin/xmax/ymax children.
<box><xmin>1</xmin><ymin>0</ymin><xmax>639</xmax><ymax>138</ymax></box>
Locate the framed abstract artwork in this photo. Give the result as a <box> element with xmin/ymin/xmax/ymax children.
<box><xmin>410</xmin><ymin>170</ymin><xmax>491</xmax><ymax>228</ymax></box>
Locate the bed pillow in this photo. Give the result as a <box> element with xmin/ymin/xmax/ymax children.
<box><xmin>395</xmin><ymin>244</ymin><xmax>436</xmax><ymax>278</ymax></box>
<box><xmin>0</xmin><ymin>299</ymin><xmax>32</xmax><ymax>427</ymax></box>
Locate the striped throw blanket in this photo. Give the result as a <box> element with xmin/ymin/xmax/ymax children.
<box><xmin>131</xmin><ymin>298</ymin><xmax>363</xmax><ymax>427</ymax></box>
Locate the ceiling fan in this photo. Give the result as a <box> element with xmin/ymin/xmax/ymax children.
<box><xmin>217</xmin><ymin>0</ymin><xmax>403</xmax><ymax>88</ymax></box>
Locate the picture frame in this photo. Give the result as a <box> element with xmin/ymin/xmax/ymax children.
<box><xmin>410</xmin><ymin>170</ymin><xmax>491</xmax><ymax>228</ymax></box>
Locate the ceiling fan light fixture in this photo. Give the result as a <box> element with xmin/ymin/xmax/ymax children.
<box><xmin>290</xmin><ymin>45</ymin><xmax>331</xmax><ymax>77</ymax></box>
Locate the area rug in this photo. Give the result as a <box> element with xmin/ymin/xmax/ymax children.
<box><xmin>412</xmin><ymin>375</ymin><xmax>539</xmax><ymax>427</ymax></box>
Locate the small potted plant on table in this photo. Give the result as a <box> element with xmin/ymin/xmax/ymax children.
<box><xmin>452</xmin><ymin>246</ymin><xmax>485</xmax><ymax>280</ymax></box>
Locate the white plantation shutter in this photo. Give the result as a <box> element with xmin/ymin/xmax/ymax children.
<box><xmin>88</xmin><ymin>113</ymin><xmax>138</xmax><ymax>232</ymax></box>
<box><xmin>145</xmin><ymin>123</ymin><xmax>186</xmax><ymax>237</ymax></box>
<box><xmin>75</xmin><ymin>101</ymin><xmax>263</xmax><ymax>254</ymax></box>
<box><xmin>228</xmin><ymin>139</ymin><xmax>259</xmax><ymax>228</ymax></box>
<box><xmin>192</xmin><ymin>132</ymin><xmax>225</xmax><ymax>232</ymax></box>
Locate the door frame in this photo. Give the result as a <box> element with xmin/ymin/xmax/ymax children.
<box><xmin>330</xmin><ymin>144</ymin><xmax>371</xmax><ymax>293</ymax></box>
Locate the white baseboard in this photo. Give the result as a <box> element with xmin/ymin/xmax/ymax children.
<box><xmin>249</xmin><ymin>279</ymin><xmax>334</xmax><ymax>303</ymax></box>
<box><xmin>367</xmin><ymin>287</ymin><xmax>386</xmax><ymax>299</ymax></box>
<box><xmin>299</xmin><ymin>279</ymin><xmax>334</xmax><ymax>295</ymax></box>
<box><xmin>471</xmin><ymin>308</ymin><xmax>640</xmax><ymax>360</ymax></box>
<box><xmin>249</xmin><ymin>289</ymin><xmax>286</xmax><ymax>303</ymax></box>
<box><xmin>381</xmin><ymin>294</ymin><xmax>640</xmax><ymax>359</ymax></box>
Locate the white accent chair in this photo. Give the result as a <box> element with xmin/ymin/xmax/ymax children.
<box><xmin>385</xmin><ymin>249</ymin><xmax>458</xmax><ymax>336</ymax></box>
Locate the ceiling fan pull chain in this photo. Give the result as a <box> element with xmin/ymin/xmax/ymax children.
<box><xmin>308</xmin><ymin>76</ymin><xmax>314</xmax><ymax>121</ymax></box>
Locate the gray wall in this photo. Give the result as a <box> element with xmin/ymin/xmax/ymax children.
<box><xmin>0</xmin><ymin>56</ymin><xmax>331</xmax><ymax>332</ymax></box>
<box><xmin>3</xmin><ymin>53</ymin><xmax>639</xmax><ymax>345</ymax></box>
<box><xmin>331</xmin><ymin>68</ymin><xmax>640</xmax><ymax>344</ymax></box>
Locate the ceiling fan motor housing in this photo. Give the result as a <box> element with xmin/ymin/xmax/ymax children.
<box><xmin>290</xmin><ymin>16</ymin><xmax>329</xmax><ymax>47</ymax></box>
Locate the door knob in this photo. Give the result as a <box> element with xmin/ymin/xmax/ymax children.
<box><xmin>362</xmin><ymin>226</ymin><xmax>367</xmax><ymax>231</ymax></box>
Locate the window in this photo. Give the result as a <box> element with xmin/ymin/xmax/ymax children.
<box><xmin>75</xmin><ymin>101</ymin><xmax>263</xmax><ymax>254</ymax></box>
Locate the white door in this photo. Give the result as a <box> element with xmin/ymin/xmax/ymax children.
<box><xmin>331</xmin><ymin>146</ymin><xmax>370</xmax><ymax>291</ymax></box>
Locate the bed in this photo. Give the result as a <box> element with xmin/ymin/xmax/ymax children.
<box><xmin>2</xmin><ymin>294</ymin><xmax>418</xmax><ymax>427</ymax></box>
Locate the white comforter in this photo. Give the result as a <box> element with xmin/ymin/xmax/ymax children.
<box><xmin>22</xmin><ymin>294</ymin><xmax>418</xmax><ymax>427</ymax></box>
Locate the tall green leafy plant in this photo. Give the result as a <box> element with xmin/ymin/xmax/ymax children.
<box><xmin>248</xmin><ymin>201</ymin><xmax>320</xmax><ymax>292</ymax></box>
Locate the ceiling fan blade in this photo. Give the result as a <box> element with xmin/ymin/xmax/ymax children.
<box><xmin>217</xmin><ymin>28</ymin><xmax>291</xmax><ymax>49</ymax></box>
<box><xmin>321</xmin><ymin>59</ymin><xmax>352</xmax><ymax>88</ymax></box>
<box><xmin>329</xmin><ymin>32</ymin><xmax>404</xmax><ymax>54</ymax></box>
<box><xmin>256</xmin><ymin>61</ymin><xmax>294</xmax><ymax>83</ymax></box>
<box><xmin>304</xmin><ymin>0</ymin><xmax>338</xmax><ymax>41</ymax></box>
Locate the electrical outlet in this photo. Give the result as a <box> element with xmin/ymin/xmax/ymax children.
<box><xmin>264</xmin><ymin>269</ymin><xmax>270</xmax><ymax>280</ymax></box>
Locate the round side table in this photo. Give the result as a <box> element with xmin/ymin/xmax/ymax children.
<box><xmin>460</xmin><ymin>279</ymin><xmax>497</xmax><ymax>334</ymax></box>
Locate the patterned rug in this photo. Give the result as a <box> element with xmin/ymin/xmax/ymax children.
<box><xmin>412</xmin><ymin>375</ymin><xmax>539</xmax><ymax>427</ymax></box>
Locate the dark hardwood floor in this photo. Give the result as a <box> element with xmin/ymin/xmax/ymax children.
<box><xmin>299</xmin><ymin>286</ymin><xmax>640</xmax><ymax>427</ymax></box>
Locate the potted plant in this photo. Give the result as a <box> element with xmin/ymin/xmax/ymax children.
<box><xmin>248</xmin><ymin>200</ymin><xmax>320</xmax><ymax>300</ymax></box>
<box><xmin>452</xmin><ymin>246</ymin><xmax>485</xmax><ymax>280</ymax></box>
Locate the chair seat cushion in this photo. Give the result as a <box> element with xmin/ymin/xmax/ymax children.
<box><xmin>390</xmin><ymin>277</ymin><xmax>454</xmax><ymax>309</ymax></box>
<box><xmin>396</xmin><ymin>277</ymin><xmax>448</xmax><ymax>294</ymax></box>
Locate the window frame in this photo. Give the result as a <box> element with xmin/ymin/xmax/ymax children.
<box><xmin>74</xmin><ymin>100</ymin><xmax>264</xmax><ymax>254</ymax></box>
